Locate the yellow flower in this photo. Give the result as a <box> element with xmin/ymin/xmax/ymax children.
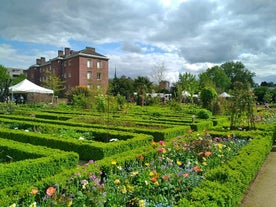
<box><xmin>177</xmin><ymin>160</ymin><xmax>182</xmax><ymax>166</ymax></box>
<box><xmin>127</xmin><ymin>185</ymin><xmax>134</xmax><ymax>192</ymax></box>
<box><xmin>202</xmin><ymin>161</ymin><xmax>207</xmax><ymax>166</ymax></box>
<box><xmin>111</xmin><ymin>160</ymin><xmax>117</xmax><ymax>165</ymax></box>
<box><xmin>122</xmin><ymin>185</ymin><xmax>127</xmax><ymax>194</ymax></box>
<box><xmin>67</xmin><ymin>200</ymin><xmax>73</xmax><ymax>207</ymax></box>
<box><xmin>139</xmin><ymin>199</ymin><xmax>146</xmax><ymax>207</ymax></box>
<box><xmin>131</xmin><ymin>171</ymin><xmax>139</xmax><ymax>176</ymax></box>
<box><xmin>114</xmin><ymin>179</ymin><xmax>121</xmax><ymax>185</ymax></box>
<box><xmin>29</xmin><ymin>203</ymin><xmax>37</xmax><ymax>207</ymax></box>
<box><xmin>217</xmin><ymin>143</ymin><xmax>223</xmax><ymax>149</ymax></box>
<box><xmin>9</xmin><ymin>204</ymin><xmax>16</xmax><ymax>207</ymax></box>
<box><xmin>145</xmin><ymin>162</ymin><xmax>150</xmax><ymax>167</ymax></box>
<box><xmin>154</xmin><ymin>181</ymin><xmax>159</xmax><ymax>186</ymax></box>
<box><xmin>145</xmin><ymin>180</ymin><xmax>149</xmax><ymax>185</ymax></box>
<box><xmin>149</xmin><ymin>171</ymin><xmax>155</xmax><ymax>176</ymax></box>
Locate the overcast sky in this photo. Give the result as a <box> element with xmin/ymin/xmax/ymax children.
<box><xmin>1</xmin><ymin>0</ymin><xmax>276</xmax><ymax>84</ymax></box>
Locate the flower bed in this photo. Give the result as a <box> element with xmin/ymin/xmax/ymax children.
<box><xmin>10</xmin><ymin>132</ymin><xmax>249</xmax><ymax>207</ymax></box>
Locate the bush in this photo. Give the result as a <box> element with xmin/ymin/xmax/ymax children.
<box><xmin>197</xmin><ymin>109</ymin><xmax>212</xmax><ymax>119</ymax></box>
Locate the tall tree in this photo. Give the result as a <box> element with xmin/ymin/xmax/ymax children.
<box><xmin>176</xmin><ymin>72</ymin><xmax>198</xmax><ymax>103</ymax></box>
<box><xmin>109</xmin><ymin>75</ymin><xmax>135</xmax><ymax>100</ymax></box>
<box><xmin>0</xmin><ymin>65</ymin><xmax>12</xmax><ymax>102</ymax></box>
<box><xmin>221</xmin><ymin>61</ymin><xmax>255</xmax><ymax>88</ymax></box>
<box><xmin>199</xmin><ymin>66</ymin><xmax>231</xmax><ymax>93</ymax></box>
<box><xmin>134</xmin><ymin>76</ymin><xmax>153</xmax><ymax>106</ymax></box>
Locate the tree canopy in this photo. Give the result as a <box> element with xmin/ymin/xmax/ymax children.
<box><xmin>221</xmin><ymin>61</ymin><xmax>255</xmax><ymax>88</ymax></box>
<box><xmin>0</xmin><ymin>65</ymin><xmax>12</xmax><ymax>102</ymax></box>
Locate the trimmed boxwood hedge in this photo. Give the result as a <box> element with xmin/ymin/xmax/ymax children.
<box><xmin>0</xmin><ymin>138</ymin><xmax>79</xmax><ymax>188</ymax></box>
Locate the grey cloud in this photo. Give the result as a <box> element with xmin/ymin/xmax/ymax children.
<box><xmin>121</xmin><ymin>42</ymin><xmax>142</xmax><ymax>53</ymax></box>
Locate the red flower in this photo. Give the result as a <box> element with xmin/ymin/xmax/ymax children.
<box><xmin>46</xmin><ymin>186</ymin><xmax>56</xmax><ymax>197</ymax></box>
<box><xmin>162</xmin><ymin>175</ymin><xmax>169</xmax><ymax>181</ymax></box>
<box><xmin>192</xmin><ymin>166</ymin><xmax>202</xmax><ymax>172</ymax></box>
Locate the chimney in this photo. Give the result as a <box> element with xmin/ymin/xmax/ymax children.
<box><xmin>41</xmin><ymin>57</ymin><xmax>46</xmax><ymax>64</ymax></box>
<box><xmin>86</xmin><ymin>47</ymin><xmax>95</xmax><ymax>52</ymax></box>
<box><xmin>65</xmin><ymin>47</ymin><xmax>70</xmax><ymax>56</ymax></box>
<box><xmin>36</xmin><ymin>58</ymin><xmax>41</xmax><ymax>65</ymax></box>
<box><xmin>58</xmin><ymin>50</ymin><xmax>63</xmax><ymax>57</ymax></box>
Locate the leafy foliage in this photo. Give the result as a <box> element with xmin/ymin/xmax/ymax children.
<box><xmin>0</xmin><ymin>65</ymin><xmax>12</xmax><ymax>102</ymax></box>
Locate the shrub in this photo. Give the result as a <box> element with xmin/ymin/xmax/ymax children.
<box><xmin>197</xmin><ymin>109</ymin><xmax>212</xmax><ymax>119</ymax></box>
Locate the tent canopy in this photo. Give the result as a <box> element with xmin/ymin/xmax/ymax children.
<box><xmin>219</xmin><ymin>92</ymin><xmax>232</xmax><ymax>98</ymax></box>
<box><xmin>9</xmin><ymin>79</ymin><xmax>54</xmax><ymax>94</ymax></box>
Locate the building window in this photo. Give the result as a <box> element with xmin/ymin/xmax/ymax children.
<box><xmin>64</xmin><ymin>61</ymin><xmax>67</xmax><ymax>67</ymax></box>
<box><xmin>87</xmin><ymin>84</ymin><xmax>93</xmax><ymax>89</ymax></box>
<box><xmin>97</xmin><ymin>85</ymin><xmax>101</xmax><ymax>90</ymax></box>
<box><xmin>97</xmin><ymin>61</ymin><xmax>102</xmax><ymax>69</ymax></box>
<box><xmin>87</xmin><ymin>59</ymin><xmax>92</xmax><ymax>68</ymax></box>
<box><xmin>97</xmin><ymin>72</ymin><xmax>102</xmax><ymax>80</ymax></box>
<box><xmin>68</xmin><ymin>72</ymin><xmax>71</xmax><ymax>78</ymax></box>
<box><xmin>68</xmin><ymin>60</ymin><xmax>72</xmax><ymax>66</ymax></box>
<box><xmin>87</xmin><ymin>71</ymin><xmax>92</xmax><ymax>79</ymax></box>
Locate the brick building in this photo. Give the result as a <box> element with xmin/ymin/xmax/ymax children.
<box><xmin>26</xmin><ymin>47</ymin><xmax>109</xmax><ymax>94</ymax></box>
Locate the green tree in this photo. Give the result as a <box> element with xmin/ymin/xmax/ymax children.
<box><xmin>264</xmin><ymin>91</ymin><xmax>273</xmax><ymax>103</ymax></box>
<box><xmin>199</xmin><ymin>66</ymin><xmax>231</xmax><ymax>93</ymax></box>
<box><xmin>176</xmin><ymin>72</ymin><xmax>198</xmax><ymax>103</ymax></box>
<box><xmin>133</xmin><ymin>76</ymin><xmax>153</xmax><ymax>106</ymax></box>
<box><xmin>109</xmin><ymin>75</ymin><xmax>135</xmax><ymax>100</ymax></box>
<box><xmin>200</xmin><ymin>87</ymin><xmax>217</xmax><ymax>111</ymax></box>
<box><xmin>42</xmin><ymin>71</ymin><xmax>65</xmax><ymax>97</ymax></box>
<box><xmin>0</xmin><ymin>65</ymin><xmax>12</xmax><ymax>102</ymax></box>
<box><xmin>221</xmin><ymin>61</ymin><xmax>255</xmax><ymax>88</ymax></box>
<box><xmin>11</xmin><ymin>73</ymin><xmax>27</xmax><ymax>85</ymax></box>
<box><xmin>253</xmin><ymin>86</ymin><xmax>269</xmax><ymax>103</ymax></box>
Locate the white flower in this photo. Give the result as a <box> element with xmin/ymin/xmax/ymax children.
<box><xmin>79</xmin><ymin>137</ymin><xmax>85</xmax><ymax>140</ymax></box>
<box><xmin>109</xmin><ymin>138</ymin><xmax>118</xmax><ymax>142</ymax></box>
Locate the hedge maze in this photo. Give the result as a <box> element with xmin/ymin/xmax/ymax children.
<box><xmin>0</xmin><ymin>105</ymin><xmax>275</xmax><ymax>206</ymax></box>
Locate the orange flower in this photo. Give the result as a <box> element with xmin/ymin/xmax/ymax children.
<box><xmin>162</xmin><ymin>175</ymin><xmax>169</xmax><ymax>181</ymax></box>
<box><xmin>198</xmin><ymin>152</ymin><xmax>204</xmax><ymax>156</ymax></box>
<box><xmin>136</xmin><ymin>154</ymin><xmax>144</xmax><ymax>161</ymax></box>
<box><xmin>227</xmin><ymin>134</ymin><xmax>231</xmax><ymax>138</ymax></box>
<box><xmin>46</xmin><ymin>186</ymin><xmax>56</xmax><ymax>197</ymax></box>
<box><xmin>205</xmin><ymin>151</ymin><xmax>212</xmax><ymax>156</ymax></box>
<box><xmin>183</xmin><ymin>173</ymin><xmax>189</xmax><ymax>177</ymax></box>
<box><xmin>150</xmin><ymin>177</ymin><xmax>158</xmax><ymax>182</ymax></box>
<box><xmin>30</xmin><ymin>189</ymin><xmax>38</xmax><ymax>195</ymax></box>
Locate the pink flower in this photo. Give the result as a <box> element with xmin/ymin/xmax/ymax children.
<box><xmin>46</xmin><ymin>186</ymin><xmax>56</xmax><ymax>197</ymax></box>
<box><xmin>159</xmin><ymin>141</ymin><xmax>165</xmax><ymax>146</ymax></box>
<box><xmin>157</xmin><ymin>148</ymin><xmax>164</xmax><ymax>153</ymax></box>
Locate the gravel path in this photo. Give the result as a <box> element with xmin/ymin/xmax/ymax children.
<box><xmin>240</xmin><ymin>145</ymin><xmax>276</xmax><ymax>207</ymax></box>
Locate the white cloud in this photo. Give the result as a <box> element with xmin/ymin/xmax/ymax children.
<box><xmin>0</xmin><ymin>0</ymin><xmax>276</xmax><ymax>83</ymax></box>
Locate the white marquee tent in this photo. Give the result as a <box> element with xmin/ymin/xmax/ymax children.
<box><xmin>219</xmin><ymin>92</ymin><xmax>232</xmax><ymax>98</ymax></box>
<box><xmin>9</xmin><ymin>79</ymin><xmax>54</xmax><ymax>94</ymax></box>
